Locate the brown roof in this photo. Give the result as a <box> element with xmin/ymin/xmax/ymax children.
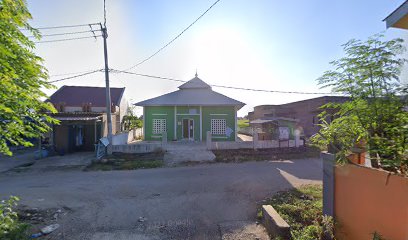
<box><xmin>48</xmin><ymin>86</ymin><xmax>125</xmax><ymax>107</ymax></box>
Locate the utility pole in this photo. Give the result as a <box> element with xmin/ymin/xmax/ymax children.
<box><xmin>100</xmin><ymin>23</ymin><xmax>113</xmax><ymax>154</ymax></box>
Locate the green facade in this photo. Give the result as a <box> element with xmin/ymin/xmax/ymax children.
<box><xmin>144</xmin><ymin>106</ymin><xmax>236</xmax><ymax>141</ymax></box>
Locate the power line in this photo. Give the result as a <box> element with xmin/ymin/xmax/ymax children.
<box><xmin>28</xmin><ymin>30</ymin><xmax>101</xmax><ymax>38</ymax></box>
<box><xmin>49</xmin><ymin>69</ymin><xmax>103</xmax><ymax>83</ymax></box>
<box><xmin>50</xmin><ymin>69</ymin><xmax>103</xmax><ymax>77</ymax></box>
<box><xmin>35</xmin><ymin>35</ymin><xmax>102</xmax><ymax>43</ymax></box>
<box><xmin>21</xmin><ymin>23</ymin><xmax>99</xmax><ymax>30</ymax></box>
<box><xmin>121</xmin><ymin>0</ymin><xmax>222</xmax><ymax>71</ymax></box>
<box><xmin>111</xmin><ymin>69</ymin><xmax>338</xmax><ymax>95</ymax></box>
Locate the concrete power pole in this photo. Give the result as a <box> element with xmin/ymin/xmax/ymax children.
<box><xmin>100</xmin><ymin>23</ymin><xmax>113</xmax><ymax>154</ymax></box>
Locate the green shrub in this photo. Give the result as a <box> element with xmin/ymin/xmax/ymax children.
<box><xmin>267</xmin><ymin>185</ymin><xmax>336</xmax><ymax>240</ymax></box>
<box><xmin>0</xmin><ymin>196</ymin><xmax>30</xmax><ymax>240</ymax></box>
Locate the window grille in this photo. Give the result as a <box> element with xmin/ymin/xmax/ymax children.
<box><xmin>153</xmin><ymin>119</ymin><xmax>166</xmax><ymax>134</ymax></box>
<box><xmin>211</xmin><ymin>119</ymin><xmax>226</xmax><ymax>135</ymax></box>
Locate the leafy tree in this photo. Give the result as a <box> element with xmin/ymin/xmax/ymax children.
<box><xmin>0</xmin><ymin>196</ymin><xmax>30</xmax><ymax>239</ymax></box>
<box><xmin>121</xmin><ymin>106</ymin><xmax>142</xmax><ymax>131</ymax></box>
<box><xmin>0</xmin><ymin>0</ymin><xmax>57</xmax><ymax>156</ymax></box>
<box><xmin>312</xmin><ymin>34</ymin><xmax>408</xmax><ymax>175</ymax></box>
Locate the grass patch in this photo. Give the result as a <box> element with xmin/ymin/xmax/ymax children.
<box><xmin>260</xmin><ymin>185</ymin><xmax>335</xmax><ymax>240</ymax></box>
<box><xmin>213</xmin><ymin>146</ymin><xmax>320</xmax><ymax>163</ymax></box>
<box><xmin>85</xmin><ymin>152</ymin><xmax>164</xmax><ymax>171</ymax></box>
<box><xmin>238</xmin><ymin>119</ymin><xmax>250</xmax><ymax>128</ymax></box>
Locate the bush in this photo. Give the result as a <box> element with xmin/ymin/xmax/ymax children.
<box><xmin>312</xmin><ymin>35</ymin><xmax>408</xmax><ymax>175</ymax></box>
<box><xmin>264</xmin><ymin>185</ymin><xmax>335</xmax><ymax>240</ymax></box>
<box><xmin>0</xmin><ymin>196</ymin><xmax>30</xmax><ymax>240</ymax></box>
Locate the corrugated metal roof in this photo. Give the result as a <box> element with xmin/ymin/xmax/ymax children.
<box><xmin>54</xmin><ymin>116</ymin><xmax>102</xmax><ymax>121</ymax></box>
<box><xmin>48</xmin><ymin>86</ymin><xmax>125</xmax><ymax>107</ymax></box>
<box><xmin>135</xmin><ymin>76</ymin><xmax>245</xmax><ymax>109</ymax></box>
<box><xmin>178</xmin><ymin>76</ymin><xmax>211</xmax><ymax>89</ymax></box>
<box><xmin>250</xmin><ymin>117</ymin><xmax>299</xmax><ymax>124</ymax></box>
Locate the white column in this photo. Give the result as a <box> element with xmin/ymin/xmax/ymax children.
<box><xmin>174</xmin><ymin>106</ymin><xmax>177</xmax><ymax>140</ymax></box>
<box><xmin>206</xmin><ymin>131</ymin><xmax>212</xmax><ymax>150</ymax></box>
<box><xmin>200</xmin><ymin>106</ymin><xmax>203</xmax><ymax>141</ymax></box>
<box><xmin>142</xmin><ymin>107</ymin><xmax>145</xmax><ymax>140</ymax></box>
<box><xmin>253</xmin><ymin>128</ymin><xmax>258</xmax><ymax>150</ymax></box>
<box><xmin>295</xmin><ymin>129</ymin><xmax>300</xmax><ymax>147</ymax></box>
<box><xmin>234</xmin><ymin>106</ymin><xmax>238</xmax><ymax>142</ymax></box>
<box><xmin>162</xmin><ymin>131</ymin><xmax>167</xmax><ymax>150</ymax></box>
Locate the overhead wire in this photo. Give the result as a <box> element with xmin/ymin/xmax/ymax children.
<box><xmin>119</xmin><ymin>0</ymin><xmax>222</xmax><ymax>72</ymax></box>
<box><xmin>27</xmin><ymin>30</ymin><xmax>101</xmax><ymax>38</ymax></box>
<box><xmin>21</xmin><ymin>23</ymin><xmax>99</xmax><ymax>30</ymax></box>
<box><xmin>49</xmin><ymin>69</ymin><xmax>103</xmax><ymax>77</ymax></box>
<box><xmin>34</xmin><ymin>35</ymin><xmax>102</xmax><ymax>43</ymax></box>
<box><xmin>111</xmin><ymin>69</ymin><xmax>339</xmax><ymax>95</ymax></box>
<box><xmin>49</xmin><ymin>69</ymin><xmax>103</xmax><ymax>83</ymax></box>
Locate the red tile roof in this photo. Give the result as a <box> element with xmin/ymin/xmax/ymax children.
<box><xmin>48</xmin><ymin>86</ymin><xmax>125</xmax><ymax>107</ymax></box>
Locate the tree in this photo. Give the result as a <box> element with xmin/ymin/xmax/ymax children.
<box><xmin>311</xmin><ymin>34</ymin><xmax>408</xmax><ymax>175</ymax></box>
<box><xmin>0</xmin><ymin>0</ymin><xmax>57</xmax><ymax>156</ymax></box>
<box><xmin>121</xmin><ymin>106</ymin><xmax>142</xmax><ymax>131</ymax></box>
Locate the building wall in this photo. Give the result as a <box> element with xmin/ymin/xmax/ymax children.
<box><xmin>144</xmin><ymin>106</ymin><xmax>175</xmax><ymax>141</ymax></box>
<box><xmin>100</xmin><ymin>113</ymin><xmax>120</xmax><ymax>137</ymax></box>
<box><xmin>202</xmin><ymin>106</ymin><xmax>236</xmax><ymax>141</ymax></box>
<box><xmin>334</xmin><ymin>164</ymin><xmax>408</xmax><ymax>240</ymax></box>
<box><xmin>118</xmin><ymin>96</ymin><xmax>128</xmax><ymax>132</ymax></box>
<box><xmin>143</xmin><ymin>105</ymin><xmax>236</xmax><ymax>141</ymax></box>
<box><xmin>53</xmin><ymin>122</ymin><xmax>101</xmax><ymax>152</ymax></box>
<box><xmin>249</xmin><ymin>97</ymin><xmax>348</xmax><ymax>137</ymax></box>
<box><xmin>53</xmin><ymin>125</ymin><xmax>69</xmax><ymax>153</ymax></box>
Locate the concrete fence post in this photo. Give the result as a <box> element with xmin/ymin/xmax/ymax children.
<box><xmin>294</xmin><ymin>129</ymin><xmax>300</xmax><ymax>147</ymax></box>
<box><xmin>253</xmin><ymin>129</ymin><xmax>258</xmax><ymax>150</ymax></box>
<box><xmin>162</xmin><ymin>131</ymin><xmax>167</xmax><ymax>150</ymax></box>
<box><xmin>206</xmin><ymin>131</ymin><xmax>212</xmax><ymax>150</ymax></box>
<box><xmin>322</xmin><ymin>152</ymin><xmax>335</xmax><ymax>217</ymax></box>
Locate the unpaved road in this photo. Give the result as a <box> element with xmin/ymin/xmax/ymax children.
<box><xmin>0</xmin><ymin>158</ymin><xmax>322</xmax><ymax>239</ymax></box>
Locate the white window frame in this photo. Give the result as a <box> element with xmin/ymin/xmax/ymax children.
<box><xmin>152</xmin><ymin>119</ymin><xmax>166</xmax><ymax>134</ymax></box>
<box><xmin>211</xmin><ymin>119</ymin><xmax>226</xmax><ymax>135</ymax></box>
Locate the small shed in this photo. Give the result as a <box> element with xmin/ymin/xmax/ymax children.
<box><xmin>250</xmin><ymin>117</ymin><xmax>300</xmax><ymax>141</ymax></box>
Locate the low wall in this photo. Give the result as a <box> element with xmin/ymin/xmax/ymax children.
<box><xmin>334</xmin><ymin>164</ymin><xmax>408</xmax><ymax>240</ymax></box>
<box><xmin>111</xmin><ymin>142</ymin><xmax>162</xmax><ymax>153</ymax></box>
<box><xmin>112</xmin><ymin>129</ymin><xmax>143</xmax><ymax>145</ymax></box>
<box><xmin>210</xmin><ymin>139</ymin><xmax>303</xmax><ymax>150</ymax></box>
<box><xmin>112</xmin><ymin>132</ymin><xmax>131</xmax><ymax>145</ymax></box>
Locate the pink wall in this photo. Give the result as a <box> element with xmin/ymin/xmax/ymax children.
<box><xmin>335</xmin><ymin>164</ymin><xmax>408</xmax><ymax>240</ymax></box>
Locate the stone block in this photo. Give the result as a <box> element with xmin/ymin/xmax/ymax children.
<box><xmin>261</xmin><ymin>205</ymin><xmax>291</xmax><ymax>239</ymax></box>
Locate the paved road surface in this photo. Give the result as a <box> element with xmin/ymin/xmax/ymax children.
<box><xmin>0</xmin><ymin>158</ymin><xmax>322</xmax><ymax>239</ymax></box>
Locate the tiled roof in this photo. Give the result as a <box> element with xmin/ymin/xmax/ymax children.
<box><xmin>48</xmin><ymin>86</ymin><xmax>125</xmax><ymax>107</ymax></box>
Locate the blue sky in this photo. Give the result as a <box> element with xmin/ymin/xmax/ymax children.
<box><xmin>27</xmin><ymin>0</ymin><xmax>408</xmax><ymax>116</ymax></box>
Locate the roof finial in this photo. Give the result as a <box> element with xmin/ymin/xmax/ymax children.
<box><xmin>195</xmin><ymin>69</ymin><xmax>198</xmax><ymax>77</ymax></box>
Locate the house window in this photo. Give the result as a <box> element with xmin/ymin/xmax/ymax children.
<box><xmin>211</xmin><ymin>119</ymin><xmax>226</xmax><ymax>135</ymax></box>
<box><xmin>152</xmin><ymin>119</ymin><xmax>166</xmax><ymax>134</ymax></box>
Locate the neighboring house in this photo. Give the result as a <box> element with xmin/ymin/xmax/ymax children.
<box><xmin>248</xmin><ymin>96</ymin><xmax>349</xmax><ymax>137</ymax></box>
<box><xmin>47</xmin><ymin>86</ymin><xmax>127</xmax><ymax>152</ymax></box>
<box><xmin>384</xmin><ymin>0</ymin><xmax>408</xmax><ymax>29</ymax></box>
<box><xmin>250</xmin><ymin>117</ymin><xmax>299</xmax><ymax>141</ymax></box>
<box><xmin>135</xmin><ymin>74</ymin><xmax>245</xmax><ymax>142</ymax></box>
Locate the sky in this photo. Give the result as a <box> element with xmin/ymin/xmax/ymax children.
<box><xmin>26</xmin><ymin>0</ymin><xmax>408</xmax><ymax>117</ymax></box>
